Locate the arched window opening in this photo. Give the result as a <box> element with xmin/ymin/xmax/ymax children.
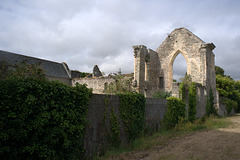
<box><xmin>173</xmin><ymin>53</ymin><xmax>187</xmax><ymax>82</ymax></box>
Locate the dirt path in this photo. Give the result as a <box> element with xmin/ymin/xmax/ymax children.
<box><xmin>109</xmin><ymin>114</ymin><xmax>240</xmax><ymax>160</ymax></box>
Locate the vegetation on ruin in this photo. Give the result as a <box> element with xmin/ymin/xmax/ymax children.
<box><xmin>102</xmin><ymin>93</ymin><xmax>145</xmax><ymax>149</ymax></box>
<box><xmin>0</xmin><ymin>77</ymin><xmax>92</xmax><ymax>159</ymax></box>
<box><xmin>119</xmin><ymin>93</ymin><xmax>145</xmax><ymax>143</ymax></box>
<box><xmin>102</xmin><ymin>96</ymin><xmax>121</xmax><ymax>148</ymax></box>
<box><xmin>152</xmin><ymin>90</ymin><xmax>172</xmax><ymax>99</ymax></box>
<box><xmin>163</xmin><ymin>97</ymin><xmax>186</xmax><ymax>129</ymax></box>
<box><xmin>103</xmin><ymin>71</ymin><xmax>136</xmax><ymax>94</ymax></box>
<box><xmin>107</xmin><ymin>108</ymin><xmax>121</xmax><ymax>148</ymax></box>
<box><xmin>179</xmin><ymin>73</ymin><xmax>192</xmax><ymax>101</ymax></box>
<box><xmin>188</xmin><ymin>82</ymin><xmax>197</xmax><ymax>122</ymax></box>
<box><xmin>179</xmin><ymin>74</ymin><xmax>197</xmax><ymax>121</ymax></box>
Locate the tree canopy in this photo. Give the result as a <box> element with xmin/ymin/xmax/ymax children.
<box><xmin>215</xmin><ymin>65</ymin><xmax>240</xmax><ymax>113</ymax></box>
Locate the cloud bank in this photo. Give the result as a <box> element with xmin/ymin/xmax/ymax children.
<box><xmin>0</xmin><ymin>0</ymin><xmax>240</xmax><ymax>79</ymax></box>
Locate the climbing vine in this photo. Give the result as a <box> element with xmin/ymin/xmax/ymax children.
<box><xmin>103</xmin><ymin>96</ymin><xmax>121</xmax><ymax>148</ymax></box>
<box><xmin>206</xmin><ymin>88</ymin><xmax>217</xmax><ymax>116</ymax></box>
<box><xmin>107</xmin><ymin>108</ymin><xmax>121</xmax><ymax>148</ymax></box>
<box><xmin>179</xmin><ymin>74</ymin><xmax>197</xmax><ymax>121</ymax></box>
<box><xmin>119</xmin><ymin>93</ymin><xmax>145</xmax><ymax>142</ymax></box>
<box><xmin>188</xmin><ymin>82</ymin><xmax>197</xmax><ymax>122</ymax></box>
<box><xmin>163</xmin><ymin>97</ymin><xmax>185</xmax><ymax>129</ymax></box>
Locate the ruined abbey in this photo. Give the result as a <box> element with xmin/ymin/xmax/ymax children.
<box><xmin>73</xmin><ymin>28</ymin><xmax>220</xmax><ymax>115</ymax></box>
<box><xmin>0</xmin><ymin>27</ymin><xmax>221</xmax><ymax>115</ymax></box>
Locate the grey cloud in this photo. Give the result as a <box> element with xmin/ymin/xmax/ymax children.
<box><xmin>0</xmin><ymin>0</ymin><xmax>240</xmax><ymax>79</ymax></box>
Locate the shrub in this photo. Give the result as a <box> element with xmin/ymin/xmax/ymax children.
<box><xmin>104</xmin><ymin>72</ymin><xmax>136</xmax><ymax>94</ymax></box>
<box><xmin>0</xmin><ymin>78</ymin><xmax>92</xmax><ymax>159</ymax></box>
<box><xmin>152</xmin><ymin>90</ymin><xmax>172</xmax><ymax>99</ymax></box>
<box><xmin>119</xmin><ymin>93</ymin><xmax>145</xmax><ymax>142</ymax></box>
<box><xmin>164</xmin><ymin>97</ymin><xmax>185</xmax><ymax>129</ymax></box>
<box><xmin>220</xmin><ymin>97</ymin><xmax>238</xmax><ymax>115</ymax></box>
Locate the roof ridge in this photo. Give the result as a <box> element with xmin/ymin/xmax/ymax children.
<box><xmin>0</xmin><ymin>50</ymin><xmax>63</xmax><ymax>65</ymax></box>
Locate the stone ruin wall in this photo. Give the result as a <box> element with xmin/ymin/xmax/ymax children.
<box><xmin>133</xmin><ymin>28</ymin><xmax>221</xmax><ymax>115</ymax></box>
<box><xmin>72</xmin><ymin>28</ymin><xmax>221</xmax><ymax>115</ymax></box>
<box><xmin>133</xmin><ymin>45</ymin><xmax>160</xmax><ymax>97</ymax></box>
<box><xmin>72</xmin><ymin>77</ymin><xmax>115</xmax><ymax>94</ymax></box>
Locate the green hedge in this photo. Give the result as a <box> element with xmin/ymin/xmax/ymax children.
<box><xmin>119</xmin><ymin>93</ymin><xmax>145</xmax><ymax>142</ymax></box>
<box><xmin>0</xmin><ymin>78</ymin><xmax>92</xmax><ymax>159</ymax></box>
<box><xmin>164</xmin><ymin>97</ymin><xmax>185</xmax><ymax>129</ymax></box>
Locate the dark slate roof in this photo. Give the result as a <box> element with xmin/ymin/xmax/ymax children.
<box><xmin>0</xmin><ymin>50</ymin><xmax>71</xmax><ymax>79</ymax></box>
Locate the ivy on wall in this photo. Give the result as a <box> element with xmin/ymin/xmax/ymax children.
<box><xmin>206</xmin><ymin>88</ymin><xmax>217</xmax><ymax>116</ymax></box>
<box><xmin>107</xmin><ymin>108</ymin><xmax>121</xmax><ymax>148</ymax></box>
<box><xmin>119</xmin><ymin>93</ymin><xmax>145</xmax><ymax>142</ymax></box>
<box><xmin>103</xmin><ymin>96</ymin><xmax>121</xmax><ymax>148</ymax></box>
<box><xmin>0</xmin><ymin>78</ymin><xmax>92</xmax><ymax>159</ymax></box>
<box><xmin>188</xmin><ymin>82</ymin><xmax>197</xmax><ymax>122</ymax></box>
<box><xmin>163</xmin><ymin>97</ymin><xmax>185</xmax><ymax>129</ymax></box>
<box><xmin>179</xmin><ymin>75</ymin><xmax>197</xmax><ymax>122</ymax></box>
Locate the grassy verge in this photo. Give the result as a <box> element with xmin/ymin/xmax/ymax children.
<box><xmin>92</xmin><ymin>115</ymin><xmax>231</xmax><ymax>160</ymax></box>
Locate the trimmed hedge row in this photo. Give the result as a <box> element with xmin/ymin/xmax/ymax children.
<box><xmin>0</xmin><ymin>78</ymin><xmax>92</xmax><ymax>159</ymax></box>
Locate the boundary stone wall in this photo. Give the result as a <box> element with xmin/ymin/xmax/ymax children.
<box><xmin>85</xmin><ymin>94</ymin><xmax>167</xmax><ymax>156</ymax></box>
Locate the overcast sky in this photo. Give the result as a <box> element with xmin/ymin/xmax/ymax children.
<box><xmin>0</xmin><ymin>0</ymin><xmax>240</xmax><ymax>80</ymax></box>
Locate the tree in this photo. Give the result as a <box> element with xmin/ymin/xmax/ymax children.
<box><xmin>104</xmin><ymin>71</ymin><xmax>136</xmax><ymax>94</ymax></box>
<box><xmin>216</xmin><ymin>75</ymin><xmax>235</xmax><ymax>97</ymax></box>
<box><xmin>215</xmin><ymin>66</ymin><xmax>225</xmax><ymax>76</ymax></box>
<box><xmin>215</xmin><ymin>66</ymin><xmax>240</xmax><ymax>113</ymax></box>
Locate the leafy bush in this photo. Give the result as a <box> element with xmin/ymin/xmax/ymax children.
<box><xmin>0</xmin><ymin>78</ymin><xmax>92</xmax><ymax>159</ymax></box>
<box><xmin>119</xmin><ymin>93</ymin><xmax>145</xmax><ymax>142</ymax></box>
<box><xmin>216</xmin><ymin>75</ymin><xmax>235</xmax><ymax>97</ymax></box>
<box><xmin>220</xmin><ymin>97</ymin><xmax>238</xmax><ymax>115</ymax></box>
<box><xmin>104</xmin><ymin>72</ymin><xmax>136</xmax><ymax>94</ymax></box>
<box><xmin>152</xmin><ymin>90</ymin><xmax>172</xmax><ymax>99</ymax></box>
<box><xmin>216</xmin><ymin>71</ymin><xmax>240</xmax><ymax>113</ymax></box>
<box><xmin>164</xmin><ymin>97</ymin><xmax>185</xmax><ymax>129</ymax></box>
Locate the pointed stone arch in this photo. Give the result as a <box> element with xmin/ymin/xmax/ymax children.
<box><xmin>133</xmin><ymin>28</ymin><xmax>218</xmax><ymax>110</ymax></box>
<box><xmin>133</xmin><ymin>27</ymin><xmax>220</xmax><ymax>115</ymax></box>
<box><xmin>168</xmin><ymin>50</ymin><xmax>190</xmax><ymax>88</ymax></box>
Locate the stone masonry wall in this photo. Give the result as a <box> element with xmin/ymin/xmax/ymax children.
<box><xmin>46</xmin><ymin>76</ymin><xmax>72</xmax><ymax>86</ymax></box>
<box><xmin>85</xmin><ymin>94</ymin><xmax>167</xmax><ymax>157</ymax></box>
<box><xmin>133</xmin><ymin>28</ymin><xmax>220</xmax><ymax>116</ymax></box>
<box><xmin>171</xmin><ymin>82</ymin><xmax>207</xmax><ymax>118</ymax></box>
<box><xmin>145</xmin><ymin>98</ymin><xmax>167</xmax><ymax>131</ymax></box>
<box><xmin>72</xmin><ymin>77</ymin><xmax>115</xmax><ymax>94</ymax></box>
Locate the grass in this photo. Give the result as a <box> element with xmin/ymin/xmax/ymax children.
<box><xmin>92</xmin><ymin>115</ymin><xmax>231</xmax><ymax>160</ymax></box>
